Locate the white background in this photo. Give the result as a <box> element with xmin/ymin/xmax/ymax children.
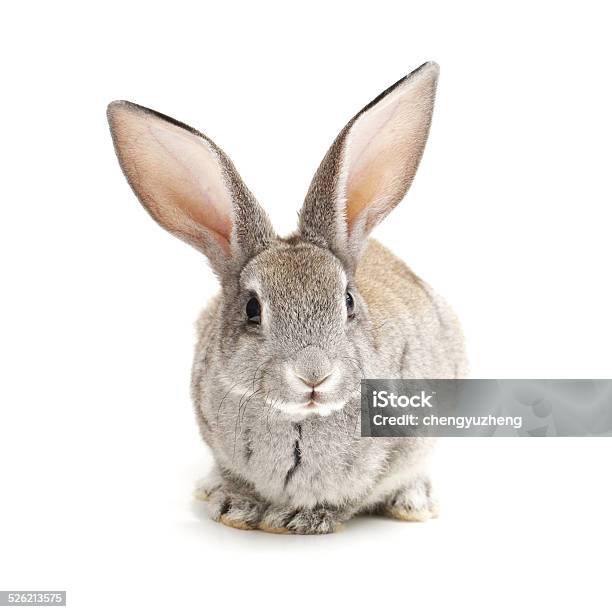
<box><xmin>1</xmin><ymin>1</ymin><xmax>611</xmax><ymax>610</ymax></box>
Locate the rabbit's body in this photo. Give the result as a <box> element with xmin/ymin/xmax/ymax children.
<box><xmin>191</xmin><ymin>239</ymin><xmax>466</xmax><ymax>532</ymax></box>
<box><xmin>108</xmin><ymin>61</ymin><xmax>467</xmax><ymax>533</ymax></box>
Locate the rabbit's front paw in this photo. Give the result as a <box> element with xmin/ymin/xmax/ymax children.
<box><xmin>200</xmin><ymin>486</ymin><xmax>264</xmax><ymax>531</ymax></box>
<box><xmin>260</xmin><ymin>505</ymin><xmax>343</xmax><ymax>535</ymax></box>
<box><xmin>383</xmin><ymin>479</ymin><xmax>439</xmax><ymax>522</ymax></box>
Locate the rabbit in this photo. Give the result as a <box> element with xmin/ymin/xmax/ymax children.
<box><xmin>107</xmin><ymin>61</ymin><xmax>467</xmax><ymax>534</ymax></box>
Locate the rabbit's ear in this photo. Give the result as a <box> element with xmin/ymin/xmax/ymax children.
<box><xmin>299</xmin><ymin>62</ymin><xmax>439</xmax><ymax>269</ymax></box>
<box><xmin>107</xmin><ymin>101</ymin><xmax>275</xmax><ymax>275</ymax></box>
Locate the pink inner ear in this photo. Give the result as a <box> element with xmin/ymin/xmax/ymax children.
<box><xmin>147</xmin><ymin>122</ymin><xmax>234</xmax><ymax>253</ymax></box>
<box><xmin>342</xmin><ymin>68</ymin><xmax>437</xmax><ymax>235</ymax></box>
<box><xmin>110</xmin><ymin>106</ymin><xmax>234</xmax><ymax>255</ymax></box>
<box><xmin>345</xmin><ymin>96</ymin><xmax>404</xmax><ymax>227</ymax></box>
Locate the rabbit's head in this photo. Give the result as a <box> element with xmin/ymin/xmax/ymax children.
<box><xmin>107</xmin><ymin>62</ymin><xmax>439</xmax><ymax>418</ymax></box>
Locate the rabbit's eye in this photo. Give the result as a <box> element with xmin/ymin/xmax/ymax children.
<box><xmin>246</xmin><ymin>297</ymin><xmax>261</xmax><ymax>325</ymax></box>
<box><xmin>346</xmin><ymin>291</ymin><xmax>355</xmax><ymax>318</ymax></box>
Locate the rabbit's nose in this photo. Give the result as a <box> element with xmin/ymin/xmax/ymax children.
<box><xmin>295</xmin><ymin>372</ymin><xmax>331</xmax><ymax>389</ymax></box>
<box><xmin>292</xmin><ymin>346</ymin><xmax>333</xmax><ymax>389</ymax></box>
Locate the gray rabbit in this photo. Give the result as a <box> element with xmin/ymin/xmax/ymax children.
<box><xmin>107</xmin><ymin>61</ymin><xmax>467</xmax><ymax>534</ymax></box>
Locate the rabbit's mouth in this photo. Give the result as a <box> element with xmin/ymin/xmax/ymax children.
<box><xmin>254</xmin><ymin>357</ymin><xmax>363</xmax><ymax>419</ymax></box>
<box><xmin>279</xmin><ymin>398</ymin><xmax>347</xmax><ymax>418</ymax></box>
<box><xmin>306</xmin><ymin>389</ymin><xmax>325</xmax><ymax>407</ymax></box>
<box><xmin>304</xmin><ymin>396</ymin><xmax>329</xmax><ymax>410</ymax></box>
<box><xmin>275</xmin><ymin>384</ymin><xmax>352</xmax><ymax>417</ymax></box>
<box><xmin>277</xmin><ymin>367</ymin><xmax>349</xmax><ymax>417</ymax></box>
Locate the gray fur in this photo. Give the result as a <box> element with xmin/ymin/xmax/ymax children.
<box><xmin>108</xmin><ymin>62</ymin><xmax>467</xmax><ymax>534</ymax></box>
